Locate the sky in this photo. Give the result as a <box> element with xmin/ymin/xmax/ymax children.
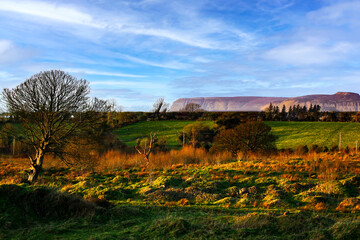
<box><xmin>0</xmin><ymin>0</ymin><xmax>360</xmax><ymax>111</ymax></box>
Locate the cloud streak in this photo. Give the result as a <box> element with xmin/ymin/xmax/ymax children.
<box><xmin>64</xmin><ymin>68</ymin><xmax>147</xmax><ymax>78</ymax></box>
<box><xmin>0</xmin><ymin>0</ymin><xmax>254</xmax><ymax>50</ymax></box>
<box><xmin>0</xmin><ymin>39</ymin><xmax>32</xmax><ymax>64</ymax></box>
<box><xmin>0</xmin><ymin>0</ymin><xmax>103</xmax><ymax>27</ymax></box>
<box><xmin>116</xmin><ymin>53</ymin><xmax>189</xmax><ymax>70</ymax></box>
<box><xmin>264</xmin><ymin>41</ymin><xmax>354</xmax><ymax>65</ymax></box>
<box><xmin>1</xmin><ymin>0</ymin><xmax>360</xmax><ymax>110</ymax></box>
<box><xmin>90</xmin><ymin>80</ymin><xmax>165</xmax><ymax>89</ymax></box>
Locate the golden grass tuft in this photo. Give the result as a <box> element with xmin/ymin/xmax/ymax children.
<box><xmin>95</xmin><ymin>146</ymin><xmax>233</xmax><ymax>171</ymax></box>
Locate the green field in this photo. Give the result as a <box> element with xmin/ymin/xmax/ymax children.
<box><xmin>114</xmin><ymin>120</ymin><xmax>213</xmax><ymax>148</ymax></box>
<box><xmin>115</xmin><ymin>120</ymin><xmax>360</xmax><ymax>149</ymax></box>
<box><xmin>266</xmin><ymin>121</ymin><xmax>360</xmax><ymax>149</ymax></box>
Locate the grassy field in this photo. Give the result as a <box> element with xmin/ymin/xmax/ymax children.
<box><xmin>266</xmin><ymin>121</ymin><xmax>360</xmax><ymax>149</ymax></box>
<box><xmin>5</xmin><ymin>120</ymin><xmax>360</xmax><ymax>238</ymax></box>
<box><xmin>2</xmin><ymin>152</ymin><xmax>360</xmax><ymax>239</ymax></box>
<box><xmin>114</xmin><ymin>120</ymin><xmax>213</xmax><ymax>149</ymax></box>
<box><xmin>115</xmin><ymin>120</ymin><xmax>360</xmax><ymax>149</ymax></box>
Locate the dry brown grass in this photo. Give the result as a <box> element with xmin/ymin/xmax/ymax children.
<box><xmin>95</xmin><ymin>146</ymin><xmax>233</xmax><ymax>171</ymax></box>
<box><xmin>1</xmin><ymin>146</ymin><xmax>360</xmax><ymax>182</ymax></box>
<box><xmin>235</xmin><ymin>151</ymin><xmax>360</xmax><ymax>180</ymax></box>
<box><xmin>0</xmin><ymin>154</ymin><xmax>72</xmax><ymax>184</ymax></box>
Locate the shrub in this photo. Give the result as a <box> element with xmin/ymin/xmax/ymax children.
<box><xmin>211</xmin><ymin>121</ymin><xmax>277</xmax><ymax>157</ymax></box>
<box><xmin>178</xmin><ymin>122</ymin><xmax>215</xmax><ymax>150</ymax></box>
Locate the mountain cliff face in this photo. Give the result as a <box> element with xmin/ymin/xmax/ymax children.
<box><xmin>170</xmin><ymin>97</ymin><xmax>286</xmax><ymax>112</ymax></box>
<box><xmin>273</xmin><ymin>92</ymin><xmax>360</xmax><ymax>112</ymax></box>
<box><xmin>170</xmin><ymin>92</ymin><xmax>360</xmax><ymax>112</ymax></box>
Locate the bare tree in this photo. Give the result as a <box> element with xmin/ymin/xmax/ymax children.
<box><xmin>135</xmin><ymin>132</ymin><xmax>157</xmax><ymax>185</ymax></box>
<box><xmin>106</xmin><ymin>99</ymin><xmax>123</xmax><ymax>128</ymax></box>
<box><xmin>2</xmin><ymin>70</ymin><xmax>109</xmax><ymax>183</ymax></box>
<box><xmin>180</xmin><ymin>103</ymin><xmax>204</xmax><ymax>112</ymax></box>
<box><xmin>152</xmin><ymin>97</ymin><xmax>169</xmax><ymax>120</ymax></box>
<box><xmin>135</xmin><ymin>132</ymin><xmax>157</xmax><ymax>167</ymax></box>
<box><xmin>107</xmin><ymin>99</ymin><xmax>123</xmax><ymax>112</ymax></box>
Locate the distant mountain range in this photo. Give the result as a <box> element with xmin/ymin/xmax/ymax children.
<box><xmin>170</xmin><ymin>92</ymin><xmax>360</xmax><ymax>112</ymax></box>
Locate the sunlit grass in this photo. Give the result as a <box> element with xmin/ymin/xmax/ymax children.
<box><xmin>114</xmin><ymin>120</ymin><xmax>214</xmax><ymax>148</ymax></box>
<box><xmin>267</xmin><ymin>121</ymin><xmax>360</xmax><ymax>149</ymax></box>
<box><xmin>2</xmin><ymin>149</ymin><xmax>360</xmax><ymax>239</ymax></box>
<box><xmin>115</xmin><ymin>120</ymin><xmax>360</xmax><ymax>150</ymax></box>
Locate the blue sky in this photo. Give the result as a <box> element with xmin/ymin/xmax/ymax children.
<box><xmin>0</xmin><ymin>0</ymin><xmax>360</xmax><ymax>111</ymax></box>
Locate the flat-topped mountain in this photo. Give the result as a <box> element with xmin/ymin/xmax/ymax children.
<box><xmin>274</xmin><ymin>92</ymin><xmax>360</xmax><ymax>112</ymax></box>
<box><xmin>170</xmin><ymin>92</ymin><xmax>360</xmax><ymax>112</ymax></box>
<box><xmin>170</xmin><ymin>96</ymin><xmax>286</xmax><ymax>112</ymax></box>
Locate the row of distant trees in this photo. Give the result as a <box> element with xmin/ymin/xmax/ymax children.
<box><xmin>263</xmin><ymin>103</ymin><xmax>360</xmax><ymax>122</ymax></box>
<box><xmin>264</xmin><ymin>103</ymin><xmax>321</xmax><ymax>121</ymax></box>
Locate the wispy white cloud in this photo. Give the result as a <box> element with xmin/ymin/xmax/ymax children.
<box><xmin>2</xmin><ymin>0</ymin><xmax>360</xmax><ymax>110</ymax></box>
<box><xmin>260</xmin><ymin>0</ymin><xmax>360</xmax><ymax>67</ymax></box>
<box><xmin>0</xmin><ymin>39</ymin><xmax>32</xmax><ymax>64</ymax></box>
<box><xmin>264</xmin><ymin>41</ymin><xmax>354</xmax><ymax>65</ymax></box>
<box><xmin>241</xmin><ymin>79</ymin><xmax>270</xmax><ymax>88</ymax></box>
<box><xmin>0</xmin><ymin>70</ymin><xmax>14</xmax><ymax>79</ymax></box>
<box><xmin>0</xmin><ymin>40</ymin><xmax>12</xmax><ymax>54</ymax></box>
<box><xmin>90</xmin><ymin>80</ymin><xmax>166</xmax><ymax>89</ymax></box>
<box><xmin>119</xmin><ymin>27</ymin><xmax>215</xmax><ymax>49</ymax></box>
<box><xmin>0</xmin><ymin>0</ymin><xmax>254</xmax><ymax>50</ymax></box>
<box><xmin>116</xmin><ymin>26</ymin><xmax>253</xmax><ymax>50</ymax></box>
<box><xmin>117</xmin><ymin>54</ymin><xmax>189</xmax><ymax>70</ymax></box>
<box><xmin>256</xmin><ymin>0</ymin><xmax>294</xmax><ymax>12</ymax></box>
<box><xmin>64</xmin><ymin>68</ymin><xmax>147</xmax><ymax>78</ymax></box>
<box><xmin>0</xmin><ymin>0</ymin><xmax>103</xmax><ymax>28</ymax></box>
<box><xmin>307</xmin><ymin>1</ymin><xmax>360</xmax><ymax>25</ymax></box>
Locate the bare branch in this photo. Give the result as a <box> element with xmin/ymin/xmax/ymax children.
<box><xmin>2</xmin><ymin>70</ymin><xmax>108</xmax><ymax>183</ymax></box>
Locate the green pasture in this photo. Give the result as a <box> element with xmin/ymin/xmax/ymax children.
<box><xmin>266</xmin><ymin>121</ymin><xmax>360</xmax><ymax>149</ymax></box>
<box><xmin>114</xmin><ymin>120</ymin><xmax>213</xmax><ymax>149</ymax></box>
<box><xmin>115</xmin><ymin>120</ymin><xmax>360</xmax><ymax>149</ymax></box>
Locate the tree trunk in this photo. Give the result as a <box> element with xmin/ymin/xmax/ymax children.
<box><xmin>27</xmin><ymin>151</ymin><xmax>45</xmax><ymax>184</ymax></box>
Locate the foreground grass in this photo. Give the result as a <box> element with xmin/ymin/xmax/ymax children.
<box><xmin>115</xmin><ymin>120</ymin><xmax>360</xmax><ymax>149</ymax></box>
<box><xmin>1</xmin><ymin>184</ymin><xmax>360</xmax><ymax>240</ymax></box>
<box><xmin>3</xmin><ymin>191</ymin><xmax>355</xmax><ymax>240</ymax></box>
<box><xmin>2</xmin><ymin>152</ymin><xmax>360</xmax><ymax>239</ymax></box>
